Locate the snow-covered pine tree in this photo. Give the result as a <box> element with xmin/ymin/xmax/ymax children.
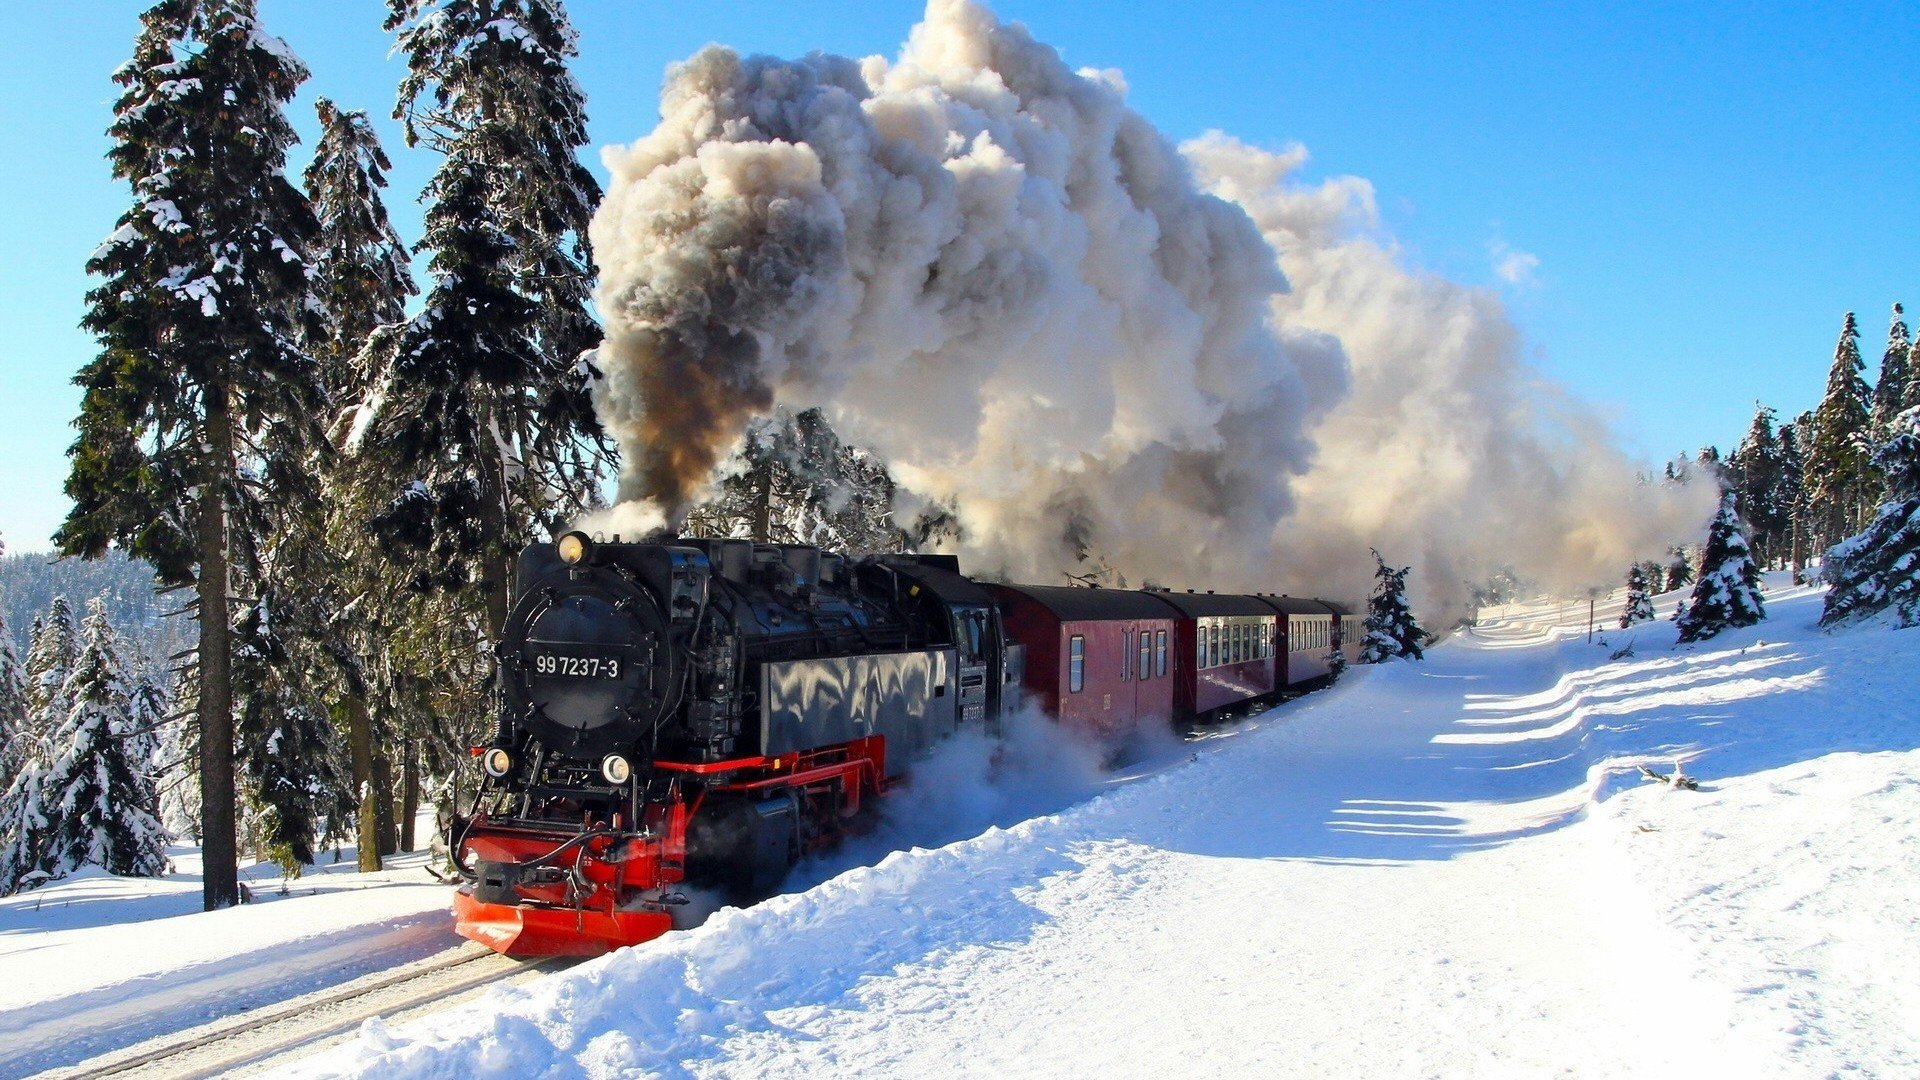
<box><xmin>685</xmin><ymin>407</ymin><xmax>908</xmax><ymax>555</ymax></box>
<box><xmin>1778</xmin><ymin>415</ymin><xmax>1810</xmax><ymax>578</ymax></box>
<box><xmin>0</xmin><ymin>599</ymin><xmax>81</xmax><ymax>890</ymax></box>
<box><xmin>58</xmin><ymin>0</ymin><xmax>322</xmax><ymax>910</ymax></box>
<box><xmin>1873</xmin><ymin>304</ymin><xmax>1911</xmax><ymax>436</ymax></box>
<box><xmin>1619</xmin><ymin>564</ymin><xmax>1655</xmax><ymax>628</ymax></box>
<box><xmin>0</xmin><ymin>535</ymin><xmax>27</xmax><ymax>780</ymax></box>
<box><xmin>35</xmin><ymin>598</ymin><xmax>171</xmax><ymax>882</ymax></box>
<box><xmin>303</xmin><ymin>96</ymin><xmax>422</xmax><ymax>873</ymax></box>
<box><xmin>1727</xmin><ymin>404</ymin><xmax>1792</xmax><ymax>566</ymax></box>
<box><xmin>1663</xmin><ymin>546</ymin><xmax>1695</xmax><ymax>593</ymax></box>
<box><xmin>1676</xmin><ymin>492</ymin><xmax>1767</xmax><ymax>643</ymax></box>
<box><xmin>305</xmin><ymin>98</ymin><xmax>414</xmax><ymax>398</ymax></box>
<box><xmin>1803</xmin><ymin>312</ymin><xmax>1878</xmax><ymax>550</ymax></box>
<box><xmin>1821</xmin><ymin>407</ymin><xmax>1920</xmax><ymax>627</ymax></box>
<box><xmin>365</xmin><ymin>0</ymin><xmax>609</xmax><ymax>637</ymax></box>
<box><xmin>19</xmin><ymin>599</ymin><xmax>80</xmax><ymax>762</ymax></box>
<box><xmin>126</xmin><ymin>672</ymin><xmax>168</xmax><ymax>800</ymax></box>
<box><xmin>1908</xmin><ymin>336</ymin><xmax>1920</xmax><ymax>414</ymax></box>
<box><xmin>1360</xmin><ymin>550</ymin><xmax>1426</xmax><ymax>662</ymax></box>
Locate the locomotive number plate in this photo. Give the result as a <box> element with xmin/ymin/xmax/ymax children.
<box><xmin>528</xmin><ymin>648</ymin><xmax>624</xmax><ymax>680</ymax></box>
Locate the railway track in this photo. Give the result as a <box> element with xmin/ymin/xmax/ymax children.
<box><xmin>40</xmin><ymin>944</ymin><xmax>573</xmax><ymax>1079</ymax></box>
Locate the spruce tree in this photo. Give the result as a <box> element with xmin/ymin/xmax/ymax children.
<box><xmin>304</xmin><ymin>99</ymin><xmax>414</xmax><ymax>396</ymax></box>
<box><xmin>1619</xmin><ymin>564</ymin><xmax>1655</xmax><ymax>628</ymax></box>
<box><xmin>0</xmin><ymin>599</ymin><xmax>80</xmax><ymax>892</ymax></box>
<box><xmin>1804</xmin><ymin>312</ymin><xmax>1877</xmax><ymax>550</ymax></box>
<box><xmin>1360</xmin><ymin>550</ymin><xmax>1426</xmax><ymax>662</ymax></box>
<box><xmin>1821</xmin><ymin>407</ymin><xmax>1920</xmax><ymax>627</ymax></box>
<box><xmin>685</xmin><ymin>407</ymin><xmax>907</xmax><ymax>555</ymax></box>
<box><xmin>1663</xmin><ymin>546</ymin><xmax>1695</xmax><ymax>593</ymax></box>
<box><xmin>366</xmin><ymin>0</ymin><xmax>609</xmax><ymax>637</ymax></box>
<box><xmin>1873</xmin><ymin>304</ymin><xmax>1911</xmax><ymax>435</ymax></box>
<box><xmin>1728</xmin><ymin>404</ymin><xmax>1791</xmax><ymax>566</ymax></box>
<box><xmin>1778</xmin><ymin>416</ymin><xmax>1810</xmax><ymax>578</ymax></box>
<box><xmin>0</xmin><ymin>536</ymin><xmax>27</xmax><ymax>780</ymax></box>
<box><xmin>58</xmin><ymin>0</ymin><xmax>321</xmax><ymax>909</ymax></box>
<box><xmin>1676</xmin><ymin>492</ymin><xmax>1767</xmax><ymax>643</ymax></box>
<box><xmin>303</xmin><ymin>97</ymin><xmax>424</xmax><ymax>871</ymax></box>
<box><xmin>21</xmin><ymin>599</ymin><xmax>80</xmax><ymax>756</ymax></box>
<box><xmin>1908</xmin><ymin>338</ymin><xmax>1920</xmax><ymax>414</ymax></box>
<box><xmin>35</xmin><ymin>599</ymin><xmax>171</xmax><ymax>882</ymax></box>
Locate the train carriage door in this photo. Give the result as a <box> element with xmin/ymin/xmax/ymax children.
<box><xmin>1128</xmin><ymin>626</ymin><xmax>1144</xmax><ymax>718</ymax></box>
<box><xmin>951</xmin><ymin>606</ymin><xmax>991</xmax><ymax>728</ymax></box>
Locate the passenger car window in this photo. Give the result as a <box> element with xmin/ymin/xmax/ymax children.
<box><xmin>1155</xmin><ymin>629</ymin><xmax>1167</xmax><ymax>677</ymax></box>
<box><xmin>1069</xmin><ymin>635</ymin><xmax>1085</xmax><ymax>693</ymax></box>
<box><xmin>1138</xmin><ymin>632</ymin><xmax>1151</xmax><ymax>682</ymax></box>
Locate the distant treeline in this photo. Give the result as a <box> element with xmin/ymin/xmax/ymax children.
<box><xmin>0</xmin><ymin>549</ymin><xmax>187</xmax><ymax>676</ymax></box>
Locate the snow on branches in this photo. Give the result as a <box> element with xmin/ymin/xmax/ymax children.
<box><xmin>1821</xmin><ymin>407</ymin><xmax>1920</xmax><ymax>628</ymax></box>
<box><xmin>1361</xmin><ymin>550</ymin><xmax>1427</xmax><ymax>663</ymax></box>
<box><xmin>1676</xmin><ymin>492</ymin><xmax>1767</xmax><ymax>643</ymax></box>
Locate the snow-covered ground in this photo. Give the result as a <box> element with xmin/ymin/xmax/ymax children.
<box><xmin>0</xmin><ymin>822</ymin><xmax>458</xmax><ymax>1074</ymax></box>
<box><xmin>7</xmin><ymin>576</ymin><xmax>1915</xmax><ymax>1077</ymax></box>
<box><xmin>269</xmin><ymin>576</ymin><xmax>1914</xmax><ymax>1078</ymax></box>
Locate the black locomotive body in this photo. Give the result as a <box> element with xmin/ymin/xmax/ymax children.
<box><xmin>450</xmin><ymin>534</ymin><xmax>1021</xmax><ymax>955</ymax></box>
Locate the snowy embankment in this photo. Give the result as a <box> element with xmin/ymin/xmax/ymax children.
<box><xmin>290</xmin><ymin>577</ymin><xmax>1919</xmax><ymax>1079</ymax></box>
<box><xmin>0</xmin><ymin>838</ymin><xmax>457</xmax><ymax>1074</ymax></box>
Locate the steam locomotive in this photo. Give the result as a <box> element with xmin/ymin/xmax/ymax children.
<box><xmin>448</xmin><ymin>532</ymin><xmax>1356</xmax><ymax>956</ymax></box>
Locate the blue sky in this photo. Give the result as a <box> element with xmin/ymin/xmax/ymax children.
<box><xmin>2</xmin><ymin>0</ymin><xmax>1915</xmax><ymax>551</ymax></box>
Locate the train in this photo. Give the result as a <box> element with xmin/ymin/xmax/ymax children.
<box><xmin>446</xmin><ymin>532</ymin><xmax>1360</xmax><ymax>956</ymax></box>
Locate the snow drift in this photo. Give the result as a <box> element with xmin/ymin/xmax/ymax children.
<box><xmin>584</xmin><ymin>0</ymin><xmax>1711</xmax><ymax>621</ymax></box>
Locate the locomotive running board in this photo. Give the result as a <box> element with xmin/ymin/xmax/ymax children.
<box><xmin>452</xmin><ymin>888</ymin><xmax>672</xmax><ymax>957</ymax></box>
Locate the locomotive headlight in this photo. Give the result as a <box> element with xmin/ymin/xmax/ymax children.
<box><xmin>556</xmin><ymin>530</ymin><xmax>593</xmax><ymax>565</ymax></box>
<box><xmin>600</xmin><ymin>754</ymin><xmax>633</xmax><ymax>785</ymax></box>
<box><xmin>482</xmin><ymin>747</ymin><xmax>513</xmax><ymax>778</ymax></box>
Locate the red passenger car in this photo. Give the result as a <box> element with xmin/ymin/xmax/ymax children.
<box><xmin>988</xmin><ymin>584</ymin><xmax>1177</xmax><ymax>742</ymax></box>
<box><xmin>1140</xmin><ymin>591</ymin><xmax>1280</xmax><ymax>720</ymax></box>
<box><xmin>1255</xmin><ymin>596</ymin><xmax>1339</xmax><ymax>685</ymax></box>
<box><xmin>1323</xmin><ymin>600</ymin><xmax>1363</xmax><ymax>670</ymax></box>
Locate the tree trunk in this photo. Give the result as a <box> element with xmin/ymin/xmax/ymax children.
<box><xmin>477</xmin><ymin>398</ymin><xmax>513</xmax><ymax>641</ymax></box>
<box><xmin>197</xmin><ymin>389</ymin><xmax>240</xmax><ymax>910</ymax></box>
<box><xmin>399</xmin><ymin>747</ymin><xmax>420</xmax><ymax>852</ymax></box>
<box><xmin>751</xmin><ymin>461</ymin><xmax>772</xmax><ymax>543</ymax></box>
<box><xmin>372</xmin><ymin>751</ymin><xmax>397</xmax><ymax>857</ymax></box>
<box><xmin>343</xmin><ymin>695</ymin><xmax>380</xmax><ymax>872</ymax></box>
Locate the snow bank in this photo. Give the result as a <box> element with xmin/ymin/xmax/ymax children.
<box><xmin>292</xmin><ymin>578</ymin><xmax>1919</xmax><ymax>1077</ymax></box>
<box><xmin>0</xmin><ymin>842</ymin><xmax>458</xmax><ymax>1074</ymax></box>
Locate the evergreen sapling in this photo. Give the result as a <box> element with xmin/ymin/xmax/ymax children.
<box><xmin>1675</xmin><ymin>492</ymin><xmax>1767</xmax><ymax>643</ymax></box>
<box><xmin>1361</xmin><ymin>550</ymin><xmax>1426</xmax><ymax>662</ymax></box>
<box><xmin>35</xmin><ymin>599</ymin><xmax>170</xmax><ymax>882</ymax></box>
<box><xmin>1620</xmin><ymin>564</ymin><xmax>1655</xmax><ymax>628</ymax></box>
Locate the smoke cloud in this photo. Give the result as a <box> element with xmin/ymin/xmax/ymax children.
<box><xmin>1183</xmin><ymin>134</ymin><xmax>1715</xmax><ymax>617</ymax></box>
<box><xmin>586</xmin><ymin>0</ymin><xmax>1713</xmax><ymax>621</ymax></box>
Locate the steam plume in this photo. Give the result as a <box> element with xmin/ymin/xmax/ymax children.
<box><xmin>1183</xmin><ymin>134</ymin><xmax>1716</xmax><ymax>617</ymax></box>
<box><xmin>587</xmin><ymin>0</ymin><xmax>1345</xmax><ymax>576</ymax></box>
<box><xmin>586</xmin><ymin>0</ymin><xmax>1712</xmax><ymax>620</ymax></box>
